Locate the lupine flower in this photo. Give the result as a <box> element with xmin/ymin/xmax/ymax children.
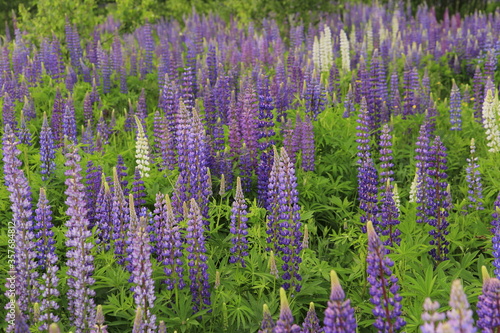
<box><xmin>132</xmin><ymin>306</ymin><xmax>143</xmax><ymax>333</ymax></box>
<box><xmin>449</xmin><ymin>79</ymin><xmax>462</xmax><ymax>130</ymax></box>
<box><xmin>465</xmin><ymin>138</ymin><xmax>483</xmax><ymax>212</ymax></box>
<box><xmin>186</xmin><ymin>199</ymin><xmax>211</xmax><ymax>313</ymax></box>
<box><xmin>302</xmin><ymin>302</ymin><xmax>321</xmax><ymax>333</ymax></box>
<box><xmin>339</xmin><ymin>29</ymin><xmax>350</xmax><ymax>73</ymax></box>
<box><xmin>17</xmin><ymin>111</ymin><xmax>32</xmax><ymax>145</ymax></box>
<box><xmin>259</xmin><ymin>304</ymin><xmax>275</xmax><ymax>333</ymax></box>
<box><xmin>49</xmin><ymin>323</ymin><xmax>61</xmax><ymax>333</ymax></box>
<box><xmin>64</xmin><ymin>143</ymin><xmax>96</xmax><ymax>332</ymax></box>
<box><xmin>493</xmin><ymin>193</ymin><xmax>500</xmax><ymax>278</ymax></box>
<box><xmin>421</xmin><ymin>298</ymin><xmax>446</xmax><ymax>333</ymax></box>
<box><xmin>275</xmin><ymin>288</ymin><xmax>301</xmax><ymax>333</ymax></box>
<box><xmin>111</xmin><ymin>167</ymin><xmax>130</xmax><ymax>265</ymax></box>
<box><xmin>129</xmin><ymin>216</ymin><xmax>157</xmax><ymax>332</ymax></box>
<box><xmin>446</xmin><ymin>280</ymin><xmax>476</xmax><ymax>332</ymax></box>
<box><xmin>132</xmin><ymin>167</ymin><xmax>146</xmax><ymax>212</ymax></box>
<box><xmin>269</xmin><ymin>250</ymin><xmax>279</xmax><ymax>278</ymax></box>
<box><xmin>415</xmin><ymin>123</ymin><xmax>432</xmax><ymax>224</ymax></box>
<box><xmin>379</xmin><ymin>124</ymin><xmax>394</xmax><ymax>185</ymax></box>
<box><xmin>94</xmin><ymin>177</ymin><xmax>112</xmax><ymax>250</ymax></box>
<box><xmin>34</xmin><ymin>188</ymin><xmax>60</xmax><ymax>330</ymax></box>
<box><xmin>63</xmin><ymin>101</ymin><xmax>77</xmax><ymax>144</ymax></box>
<box><xmin>229</xmin><ymin>177</ymin><xmax>249</xmax><ymax>266</ymax></box>
<box><xmin>90</xmin><ymin>305</ymin><xmax>108</xmax><ymax>333</ymax></box>
<box><xmin>379</xmin><ymin>179</ymin><xmax>402</xmax><ymax>247</ymax></box>
<box><xmin>40</xmin><ymin>112</ymin><xmax>56</xmax><ymax>181</ymax></box>
<box><xmin>366</xmin><ymin>221</ymin><xmax>405</xmax><ymax>332</ymax></box>
<box><xmin>483</xmin><ymin>89</ymin><xmax>500</xmax><ymax>153</ymax></box>
<box><xmin>301</xmin><ymin>115</ymin><xmax>315</xmax><ymax>171</ymax></box>
<box><xmin>2</xmin><ymin>92</ymin><xmax>17</xmax><ymax>129</ymax></box>
<box><xmin>477</xmin><ymin>266</ymin><xmax>500</xmax><ymax>331</ymax></box>
<box><xmin>3</xmin><ymin>124</ymin><xmax>38</xmax><ymax>327</ymax></box>
<box><xmin>323</xmin><ymin>270</ymin><xmax>357</xmax><ymax>333</ymax></box>
<box><xmin>135</xmin><ymin>116</ymin><xmax>151</xmax><ymax>178</ymax></box>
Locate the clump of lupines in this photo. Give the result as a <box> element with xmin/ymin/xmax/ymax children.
<box><xmin>34</xmin><ymin>188</ymin><xmax>59</xmax><ymax>330</ymax></box>
<box><xmin>323</xmin><ymin>270</ymin><xmax>357</xmax><ymax>332</ymax></box>
<box><xmin>465</xmin><ymin>138</ymin><xmax>484</xmax><ymax>212</ymax></box>
<box><xmin>477</xmin><ymin>267</ymin><xmax>500</xmax><ymax>331</ymax></box>
<box><xmin>3</xmin><ymin>124</ymin><xmax>38</xmax><ymax>329</ymax></box>
<box><xmin>449</xmin><ymin>79</ymin><xmax>462</xmax><ymax>130</ymax></box>
<box><xmin>229</xmin><ymin>177</ymin><xmax>249</xmax><ymax>266</ymax></box>
<box><xmin>64</xmin><ymin>143</ymin><xmax>95</xmax><ymax>332</ymax></box>
<box><xmin>366</xmin><ymin>221</ymin><xmax>405</xmax><ymax>332</ymax></box>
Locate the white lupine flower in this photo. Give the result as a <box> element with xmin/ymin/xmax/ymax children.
<box><xmin>409</xmin><ymin>168</ymin><xmax>419</xmax><ymax>203</ymax></box>
<box><xmin>392</xmin><ymin>183</ymin><xmax>401</xmax><ymax>213</ymax></box>
<box><xmin>365</xmin><ymin>21</ymin><xmax>373</xmax><ymax>54</ymax></box>
<box><xmin>340</xmin><ymin>29</ymin><xmax>350</xmax><ymax>73</ymax></box>
<box><xmin>319</xmin><ymin>25</ymin><xmax>333</xmax><ymax>73</ymax></box>
<box><xmin>483</xmin><ymin>89</ymin><xmax>500</xmax><ymax>153</ymax></box>
<box><xmin>312</xmin><ymin>36</ymin><xmax>321</xmax><ymax>72</ymax></box>
<box><xmin>135</xmin><ymin>116</ymin><xmax>151</xmax><ymax>178</ymax></box>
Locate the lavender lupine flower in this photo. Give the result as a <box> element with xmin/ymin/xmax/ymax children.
<box><xmin>34</xmin><ymin>188</ymin><xmax>60</xmax><ymax>330</ymax></box>
<box><xmin>366</xmin><ymin>221</ymin><xmax>405</xmax><ymax>332</ymax></box>
<box><xmin>446</xmin><ymin>280</ymin><xmax>476</xmax><ymax>332</ymax></box>
<box><xmin>379</xmin><ymin>179</ymin><xmax>402</xmax><ymax>247</ymax></box>
<box><xmin>14</xmin><ymin>305</ymin><xmax>29</xmax><ymax>333</ymax></box>
<box><xmin>275</xmin><ymin>288</ymin><xmax>301</xmax><ymax>333</ymax></box>
<box><xmin>96</xmin><ymin>111</ymin><xmax>111</xmax><ymax>146</ymax></box>
<box><xmin>323</xmin><ymin>270</ymin><xmax>357</xmax><ymax>333</ymax></box>
<box><xmin>259</xmin><ymin>304</ymin><xmax>276</xmax><ymax>333</ymax></box>
<box><xmin>40</xmin><ymin>112</ymin><xmax>56</xmax><ymax>181</ymax></box>
<box><xmin>2</xmin><ymin>92</ymin><xmax>17</xmax><ymax>129</ymax></box>
<box><xmin>64</xmin><ymin>143</ymin><xmax>96</xmax><ymax>332</ymax></box>
<box><xmin>379</xmin><ymin>124</ymin><xmax>394</xmax><ymax>186</ymax></box>
<box><xmin>465</xmin><ymin>138</ymin><xmax>484</xmax><ymax>212</ymax></box>
<box><xmin>141</xmin><ymin>22</ymin><xmax>154</xmax><ymax>76</ymax></box>
<box><xmin>94</xmin><ymin>177</ymin><xmax>112</xmax><ymax>250</ymax></box>
<box><xmin>402</xmin><ymin>65</ymin><xmax>418</xmax><ymax>118</ymax></box>
<box><xmin>137</xmin><ymin>88</ymin><xmax>148</xmax><ymax>122</ymax></box>
<box><xmin>302</xmin><ymin>302</ymin><xmax>321</xmax><ymax>333</ymax></box>
<box><xmin>111</xmin><ymin>167</ymin><xmax>130</xmax><ymax>265</ymax></box>
<box><xmin>389</xmin><ymin>70</ymin><xmax>401</xmax><ymax>117</ymax></box>
<box><xmin>186</xmin><ymin>199</ymin><xmax>211</xmax><ymax>313</ymax></box>
<box><xmin>65</xmin><ymin>19</ymin><xmax>83</xmax><ymax>73</ymax></box>
<box><xmin>83</xmin><ymin>92</ymin><xmax>93</xmax><ymax>127</ymax></box>
<box><xmin>22</xmin><ymin>95</ymin><xmax>35</xmax><ymax>121</ymax></box>
<box><xmin>17</xmin><ymin>111</ymin><xmax>32</xmax><ymax>145</ymax></box>
<box><xmin>135</xmin><ymin>116</ymin><xmax>151</xmax><ymax>178</ymax></box>
<box><xmin>301</xmin><ymin>115</ymin><xmax>315</xmax><ymax>171</ymax></box>
<box><xmin>85</xmin><ymin>161</ymin><xmax>101</xmax><ymax>229</ymax></box>
<box><xmin>229</xmin><ymin>177</ymin><xmax>249</xmax><ymax>266</ymax></box>
<box><xmin>132</xmin><ymin>167</ymin><xmax>146</xmax><ymax>212</ymax></box>
<box><xmin>343</xmin><ymin>84</ymin><xmax>355</xmax><ymax>118</ymax></box>
<box><xmin>358</xmin><ymin>157</ymin><xmax>379</xmax><ymax>229</ymax></box>
<box><xmin>154</xmin><ymin>193</ymin><xmax>185</xmax><ymax>290</ymax></box>
<box><xmin>420</xmin><ymin>298</ymin><xmax>446</xmax><ymax>333</ymax></box>
<box><xmin>3</xmin><ymin>124</ymin><xmax>38</xmax><ymax>327</ymax></box>
<box><xmin>129</xmin><ymin>216</ymin><xmax>157</xmax><ymax>332</ymax></box>
<box><xmin>63</xmin><ymin>99</ymin><xmax>77</xmax><ymax>144</ymax></box>
<box><xmin>450</xmin><ymin>79</ymin><xmax>462</xmax><ymax>130</ymax></box>
<box><xmin>415</xmin><ymin>123</ymin><xmax>432</xmax><ymax>224</ymax></box>
<box><xmin>116</xmin><ymin>155</ymin><xmax>129</xmax><ymax>196</ymax></box>
<box><xmin>477</xmin><ymin>267</ymin><xmax>500</xmax><ymax>331</ymax></box>
<box><xmin>90</xmin><ymin>305</ymin><xmax>108</xmax><ymax>333</ymax></box>
<box><xmin>472</xmin><ymin>66</ymin><xmax>484</xmax><ymax>122</ymax></box>
<box><xmin>51</xmin><ymin>89</ymin><xmax>64</xmax><ymax>146</ymax></box>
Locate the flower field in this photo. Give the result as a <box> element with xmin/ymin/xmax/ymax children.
<box><xmin>1</xmin><ymin>2</ymin><xmax>500</xmax><ymax>332</ymax></box>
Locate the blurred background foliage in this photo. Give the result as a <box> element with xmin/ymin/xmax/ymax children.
<box><xmin>0</xmin><ymin>0</ymin><xmax>499</xmax><ymax>40</ymax></box>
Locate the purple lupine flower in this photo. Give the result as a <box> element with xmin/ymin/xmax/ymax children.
<box><xmin>492</xmin><ymin>192</ymin><xmax>500</xmax><ymax>278</ymax></box>
<box><xmin>85</xmin><ymin>161</ymin><xmax>102</xmax><ymax>229</ymax></box>
<box><xmin>420</xmin><ymin>298</ymin><xmax>446</xmax><ymax>333</ymax></box>
<box><xmin>181</xmin><ymin>66</ymin><xmax>195</xmax><ymax>112</ymax></box>
<box><xmin>343</xmin><ymin>84</ymin><xmax>355</xmax><ymax>118</ymax></box>
<box><xmin>115</xmin><ymin>155</ymin><xmax>129</xmax><ymax>196</ymax></box>
<box><xmin>446</xmin><ymin>280</ymin><xmax>476</xmax><ymax>332</ymax></box>
<box><xmin>258</xmin><ymin>304</ymin><xmax>275</xmax><ymax>333</ymax></box>
<box><xmin>477</xmin><ymin>268</ymin><xmax>500</xmax><ymax>331</ymax></box>
<box><xmin>450</xmin><ymin>79</ymin><xmax>462</xmax><ymax>130</ymax></box>
<box><xmin>111</xmin><ymin>167</ymin><xmax>130</xmax><ymax>265</ymax></box>
<box><xmin>90</xmin><ymin>305</ymin><xmax>108</xmax><ymax>333</ymax></box>
<box><xmin>65</xmin><ymin>19</ymin><xmax>83</xmax><ymax>73</ymax></box>
<box><xmin>302</xmin><ymin>302</ymin><xmax>321</xmax><ymax>333</ymax></box>
<box><xmin>63</xmin><ymin>98</ymin><xmax>77</xmax><ymax>144</ymax></box>
<box><xmin>379</xmin><ymin>124</ymin><xmax>394</xmax><ymax>185</ymax></box>
<box><xmin>402</xmin><ymin>65</ymin><xmax>418</xmax><ymax>118</ymax></box>
<box><xmin>40</xmin><ymin>112</ymin><xmax>56</xmax><ymax>181</ymax></box>
<box><xmin>229</xmin><ymin>177</ymin><xmax>249</xmax><ymax>266</ymax></box>
<box><xmin>2</xmin><ymin>92</ymin><xmax>17</xmax><ymax>129</ymax></box>
<box><xmin>132</xmin><ymin>167</ymin><xmax>146</xmax><ymax>212</ymax></box>
<box><xmin>301</xmin><ymin>115</ymin><xmax>315</xmax><ymax>171</ymax></box>
<box><xmin>22</xmin><ymin>95</ymin><xmax>36</xmax><ymax>121</ymax></box>
<box><xmin>51</xmin><ymin>88</ymin><xmax>64</xmax><ymax>146</ymax></box>
<box><xmin>83</xmin><ymin>92</ymin><xmax>93</xmax><ymax>127</ymax></box>
<box><xmin>323</xmin><ymin>270</ymin><xmax>357</xmax><ymax>333</ymax></box>
<box><xmin>358</xmin><ymin>156</ymin><xmax>379</xmax><ymax>230</ymax></box>
<box><xmin>64</xmin><ymin>143</ymin><xmax>96</xmax><ymax>332</ymax></box>
<box><xmin>240</xmin><ymin>82</ymin><xmax>260</xmax><ymax>166</ymax></box>
<box><xmin>14</xmin><ymin>306</ymin><xmax>30</xmax><ymax>333</ymax></box>
<box><xmin>65</xmin><ymin>65</ymin><xmax>77</xmax><ymax>92</ymax></box>
<box><xmin>141</xmin><ymin>22</ymin><xmax>154</xmax><ymax>77</ymax></box>
<box><xmin>186</xmin><ymin>199</ymin><xmax>211</xmax><ymax>313</ymax></box>
<box><xmin>129</xmin><ymin>216</ymin><xmax>157</xmax><ymax>332</ymax></box>
<box><xmin>472</xmin><ymin>65</ymin><xmax>484</xmax><ymax>122</ymax></box>
<box><xmin>366</xmin><ymin>221</ymin><xmax>405</xmax><ymax>332</ymax></box>
<box><xmin>34</xmin><ymin>188</ymin><xmax>60</xmax><ymax>330</ymax></box>
<box><xmin>275</xmin><ymin>288</ymin><xmax>301</xmax><ymax>333</ymax></box>
<box><xmin>137</xmin><ymin>88</ymin><xmax>147</xmax><ymax>122</ymax></box>
<box><xmin>415</xmin><ymin>122</ymin><xmax>432</xmax><ymax>224</ymax></box>
<box><xmin>3</xmin><ymin>124</ymin><xmax>39</xmax><ymax>327</ymax></box>
<box><xmin>465</xmin><ymin>138</ymin><xmax>483</xmax><ymax>212</ymax></box>
<box><xmin>154</xmin><ymin>193</ymin><xmax>185</xmax><ymax>290</ymax></box>
<box><xmin>17</xmin><ymin>111</ymin><xmax>32</xmax><ymax>145</ymax></box>
<box><xmin>379</xmin><ymin>179</ymin><xmax>402</xmax><ymax>247</ymax></box>
<box><xmin>96</xmin><ymin>111</ymin><xmax>111</xmax><ymax>146</ymax></box>
<box><xmin>94</xmin><ymin>177</ymin><xmax>112</xmax><ymax>250</ymax></box>
<box><xmin>425</xmin><ymin>136</ymin><xmax>450</xmax><ymax>262</ymax></box>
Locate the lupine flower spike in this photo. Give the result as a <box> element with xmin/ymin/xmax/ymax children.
<box><xmin>135</xmin><ymin>115</ymin><xmax>151</xmax><ymax>178</ymax></box>
<box><xmin>275</xmin><ymin>288</ymin><xmax>301</xmax><ymax>333</ymax></box>
<box><xmin>446</xmin><ymin>280</ymin><xmax>476</xmax><ymax>332</ymax></box>
<box><xmin>302</xmin><ymin>302</ymin><xmax>321</xmax><ymax>333</ymax></box>
<box><xmin>477</xmin><ymin>266</ymin><xmax>500</xmax><ymax>331</ymax></box>
<box><xmin>259</xmin><ymin>304</ymin><xmax>275</xmax><ymax>333</ymax></box>
<box><xmin>323</xmin><ymin>270</ymin><xmax>357</xmax><ymax>333</ymax></box>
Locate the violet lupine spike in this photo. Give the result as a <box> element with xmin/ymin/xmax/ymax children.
<box><xmin>186</xmin><ymin>199</ymin><xmax>211</xmax><ymax>313</ymax></box>
<box><xmin>258</xmin><ymin>304</ymin><xmax>275</xmax><ymax>333</ymax></box>
<box><xmin>51</xmin><ymin>88</ymin><xmax>64</xmax><ymax>146</ymax></box>
<box><xmin>302</xmin><ymin>302</ymin><xmax>321</xmax><ymax>333</ymax></box>
<box><xmin>472</xmin><ymin>65</ymin><xmax>484</xmax><ymax>122</ymax></box>
<box><xmin>275</xmin><ymin>288</ymin><xmax>301</xmax><ymax>333</ymax></box>
<box><xmin>94</xmin><ymin>177</ymin><xmax>112</xmax><ymax>251</ymax></box>
<box><xmin>343</xmin><ymin>84</ymin><xmax>355</xmax><ymax>118</ymax></box>
<box><xmin>154</xmin><ymin>193</ymin><xmax>185</xmax><ymax>290</ymax></box>
<box><xmin>301</xmin><ymin>115</ymin><xmax>315</xmax><ymax>171</ymax></box>
<box><xmin>40</xmin><ymin>112</ymin><xmax>56</xmax><ymax>181</ymax></box>
<box><xmin>17</xmin><ymin>111</ymin><xmax>32</xmax><ymax>145</ymax></box>
<box><xmin>83</xmin><ymin>92</ymin><xmax>93</xmax><ymax>127</ymax></box>
<box><xmin>446</xmin><ymin>280</ymin><xmax>476</xmax><ymax>332</ymax></box>
<box><xmin>229</xmin><ymin>177</ymin><xmax>249</xmax><ymax>267</ymax></box>
<box><xmin>358</xmin><ymin>156</ymin><xmax>379</xmax><ymax>231</ymax></box>
<box><xmin>63</xmin><ymin>98</ymin><xmax>78</xmax><ymax>144</ymax></box>
<box><xmin>132</xmin><ymin>167</ymin><xmax>146</xmax><ymax>212</ymax></box>
<box><xmin>240</xmin><ymin>82</ymin><xmax>260</xmax><ymax>167</ymax></box>
<box><xmin>34</xmin><ymin>188</ymin><xmax>60</xmax><ymax>330</ymax></box>
<box><xmin>366</xmin><ymin>221</ymin><xmax>405</xmax><ymax>332</ymax></box>
<box><xmin>111</xmin><ymin>167</ymin><xmax>130</xmax><ymax>266</ymax></box>
<box><xmin>323</xmin><ymin>270</ymin><xmax>357</xmax><ymax>333</ymax></box>
<box><xmin>2</xmin><ymin>92</ymin><xmax>17</xmax><ymax>129</ymax></box>
<box><xmin>90</xmin><ymin>305</ymin><xmax>108</xmax><ymax>333</ymax></box>
<box><xmin>3</xmin><ymin>124</ymin><xmax>39</xmax><ymax>328</ymax></box>
<box><xmin>379</xmin><ymin>179</ymin><xmax>402</xmax><ymax>247</ymax></box>
<box><xmin>420</xmin><ymin>298</ymin><xmax>446</xmax><ymax>333</ymax></box>
<box><xmin>64</xmin><ymin>143</ymin><xmax>96</xmax><ymax>332</ymax></box>
<box><xmin>65</xmin><ymin>19</ymin><xmax>83</xmax><ymax>73</ymax></box>
<box><xmin>85</xmin><ymin>161</ymin><xmax>101</xmax><ymax>229</ymax></box>
<box><xmin>129</xmin><ymin>216</ymin><xmax>157</xmax><ymax>332</ymax></box>
<box><xmin>415</xmin><ymin>122</ymin><xmax>432</xmax><ymax>225</ymax></box>
<box><xmin>378</xmin><ymin>124</ymin><xmax>394</xmax><ymax>186</ymax></box>
<box><xmin>116</xmin><ymin>154</ymin><xmax>129</xmax><ymax>196</ymax></box>
<box><xmin>449</xmin><ymin>79</ymin><xmax>462</xmax><ymax>130</ymax></box>
<box><xmin>465</xmin><ymin>138</ymin><xmax>483</xmax><ymax>213</ymax></box>
<box><xmin>137</xmin><ymin>88</ymin><xmax>148</xmax><ymax>122</ymax></box>
<box><xmin>493</xmin><ymin>193</ymin><xmax>500</xmax><ymax>278</ymax></box>
<box><xmin>477</xmin><ymin>267</ymin><xmax>500</xmax><ymax>331</ymax></box>
<box><xmin>141</xmin><ymin>22</ymin><xmax>154</xmax><ymax>77</ymax></box>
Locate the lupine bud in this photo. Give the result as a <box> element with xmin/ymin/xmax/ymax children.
<box><xmin>323</xmin><ymin>270</ymin><xmax>357</xmax><ymax>333</ymax></box>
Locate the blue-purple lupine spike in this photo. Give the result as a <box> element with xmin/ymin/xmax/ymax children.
<box><xmin>215</xmin><ymin>74</ymin><xmax>231</xmax><ymax>123</ymax></box>
<box><xmin>186</xmin><ymin>199</ymin><xmax>211</xmax><ymax>313</ymax></box>
<box><xmin>206</xmin><ymin>44</ymin><xmax>217</xmax><ymax>87</ymax></box>
<box><xmin>141</xmin><ymin>22</ymin><xmax>154</xmax><ymax>77</ymax></box>
<box><xmin>111</xmin><ymin>167</ymin><xmax>130</xmax><ymax>266</ymax></box>
<box><xmin>323</xmin><ymin>270</ymin><xmax>357</xmax><ymax>333</ymax></box>
<box><xmin>51</xmin><ymin>88</ymin><xmax>64</xmax><ymax>146</ymax></box>
<box><xmin>132</xmin><ymin>167</ymin><xmax>146</xmax><ymax>213</ymax></box>
<box><xmin>378</xmin><ymin>124</ymin><xmax>394</xmax><ymax>186</ymax></box>
<box><xmin>415</xmin><ymin>122</ymin><xmax>432</xmax><ymax>224</ymax></box>
<box><xmin>483</xmin><ymin>50</ymin><xmax>496</xmax><ymax>85</ymax></box>
<box><xmin>85</xmin><ymin>161</ymin><xmax>102</xmax><ymax>229</ymax></box>
<box><xmin>446</xmin><ymin>280</ymin><xmax>476</xmax><ymax>332</ymax></box>
<box><xmin>94</xmin><ymin>177</ymin><xmax>112</xmax><ymax>250</ymax></box>
<box><xmin>63</xmin><ymin>99</ymin><xmax>77</xmax><ymax>144</ymax></box>
<box><xmin>477</xmin><ymin>269</ymin><xmax>500</xmax><ymax>331</ymax></box>
<box><xmin>472</xmin><ymin>65</ymin><xmax>484</xmax><ymax>122</ymax></box>
<box><xmin>449</xmin><ymin>79</ymin><xmax>462</xmax><ymax>130</ymax></box>
<box><xmin>258</xmin><ymin>304</ymin><xmax>275</xmax><ymax>333</ymax></box>
<box><xmin>65</xmin><ymin>65</ymin><xmax>77</xmax><ymax>92</ymax></box>
<box><xmin>96</xmin><ymin>111</ymin><xmax>111</xmax><ymax>145</ymax></box>
<box><xmin>2</xmin><ymin>92</ymin><xmax>17</xmax><ymax>129</ymax></box>
<box><xmin>83</xmin><ymin>92</ymin><xmax>93</xmax><ymax>127</ymax></box>
<box><xmin>275</xmin><ymin>288</ymin><xmax>301</xmax><ymax>333</ymax></box>
<box><xmin>3</xmin><ymin>124</ymin><xmax>39</xmax><ymax>326</ymax></box>
<box><xmin>492</xmin><ymin>192</ymin><xmax>500</xmax><ymax>278</ymax></box>
<box><xmin>65</xmin><ymin>19</ymin><xmax>83</xmax><ymax>73</ymax></box>
<box><xmin>240</xmin><ymin>82</ymin><xmax>259</xmax><ymax>167</ymax></box>
<box><xmin>379</xmin><ymin>179</ymin><xmax>402</xmax><ymax>247</ymax></box>
<box><xmin>182</xmin><ymin>66</ymin><xmax>196</xmax><ymax>112</ymax></box>
<box><xmin>302</xmin><ymin>302</ymin><xmax>321</xmax><ymax>333</ymax></box>
<box><xmin>22</xmin><ymin>95</ymin><xmax>36</xmax><ymax>120</ymax></box>
<box><xmin>129</xmin><ymin>216</ymin><xmax>157</xmax><ymax>332</ymax></box>
<box><xmin>301</xmin><ymin>115</ymin><xmax>315</xmax><ymax>171</ymax></box>
<box><xmin>17</xmin><ymin>111</ymin><xmax>32</xmax><ymax>145</ymax></box>
<box><xmin>366</xmin><ymin>221</ymin><xmax>405</xmax><ymax>332</ymax></box>
<box><xmin>343</xmin><ymin>84</ymin><xmax>355</xmax><ymax>118</ymax></box>
<box><xmin>402</xmin><ymin>65</ymin><xmax>418</xmax><ymax>118</ymax></box>
<box><xmin>154</xmin><ymin>193</ymin><xmax>185</xmax><ymax>290</ymax></box>
<box><xmin>40</xmin><ymin>112</ymin><xmax>56</xmax><ymax>181</ymax></box>
<box><xmin>34</xmin><ymin>188</ymin><xmax>60</xmax><ymax>330</ymax></box>
<box><xmin>229</xmin><ymin>177</ymin><xmax>249</xmax><ymax>266</ymax></box>
<box><xmin>98</xmin><ymin>48</ymin><xmax>112</xmax><ymax>94</ymax></box>
<box><xmin>64</xmin><ymin>143</ymin><xmax>96</xmax><ymax>332</ymax></box>
<box><xmin>465</xmin><ymin>138</ymin><xmax>483</xmax><ymax>213</ymax></box>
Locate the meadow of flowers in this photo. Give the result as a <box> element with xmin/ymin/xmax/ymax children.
<box><xmin>1</xmin><ymin>1</ymin><xmax>500</xmax><ymax>332</ymax></box>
